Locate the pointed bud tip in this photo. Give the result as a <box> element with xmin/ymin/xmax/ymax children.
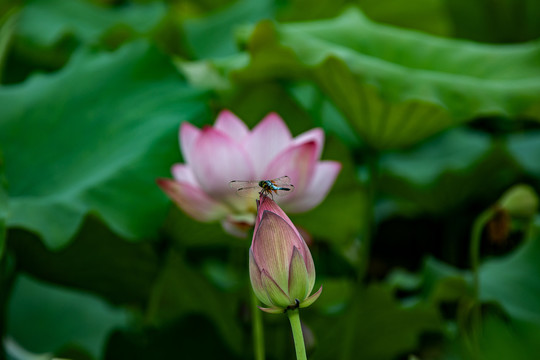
<box><xmin>258</xmin><ymin>306</ymin><xmax>284</xmax><ymax>314</ymax></box>
<box><xmin>300</xmin><ymin>285</ymin><xmax>322</xmax><ymax>309</ymax></box>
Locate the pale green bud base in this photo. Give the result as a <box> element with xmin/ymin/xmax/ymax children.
<box><xmin>287</xmin><ymin>308</ymin><xmax>307</xmax><ymax>360</ymax></box>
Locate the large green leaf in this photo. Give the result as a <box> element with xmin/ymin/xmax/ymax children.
<box><xmin>356</xmin><ymin>0</ymin><xmax>451</xmax><ymax>36</ymax></box>
<box><xmin>474</xmin><ymin>313</ymin><xmax>539</xmax><ymax>360</ymax></box>
<box><xmin>146</xmin><ymin>250</ymin><xmax>244</xmax><ymax>355</ymax></box>
<box><xmin>287</xmin><ymin>82</ymin><xmax>361</xmax><ymax>147</ymax></box>
<box><xmin>16</xmin><ymin>0</ymin><xmax>166</xmax><ymax>47</ymax></box>
<box><xmin>480</xmin><ymin>225</ymin><xmax>540</xmax><ymax>325</ymax></box>
<box><xmin>310</xmin><ymin>284</ymin><xmax>442</xmax><ymax>360</ymax></box>
<box><xmin>104</xmin><ymin>315</ymin><xmax>237</xmax><ymax>360</ymax></box>
<box><xmin>506</xmin><ymin>130</ymin><xmax>540</xmax><ymax>178</ymax></box>
<box><xmin>279</xmin><ymin>0</ymin><xmax>451</xmax><ymax>36</ymax></box>
<box><xmin>377</xmin><ymin>128</ymin><xmax>519</xmax><ymax>213</ymax></box>
<box><xmin>419</xmin><ymin>231</ymin><xmax>540</xmax><ymax>325</ymax></box>
<box><xmin>235</xmin><ymin>8</ymin><xmax>540</xmax><ymax>148</ymax></box>
<box><xmin>163</xmin><ymin>207</ymin><xmax>241</xmax><ymax>248</ymax></box>
<box><xmin>7</xmin><ymin>218</ymin><xmax>161</xmax><ymax>307</ymax></box>
<box><xmin>417</xmin><ymin>225</ymin><xmax>540</xmax><ymax>358</ymax></box>
<box><xmin>446</xmin><ymin>0</ymin><xmax>540</xmax><ymax>43</ymax></box>
<box><xmin>7</xmin><ymin>274</ymin><xmax>129</xmax><ymax>358</ymax></box>
<box><xmin>0</xmin><ymin>40</ymin><xmax>210</xmax><ymax>248</ymax></box>
<box><xmin>183</xmin><ymin>0</ymin><xmax>274</xmax><ymax>59</ymax></box>
<box><xmin>419</xmin><ymin>256</ymin><xmax>472</xmax><ymax>303</ymax></box>
<box><xmin>380</xmin><ymin>129</ymin><xmax>491</xmax><ymax>187</ymax></box>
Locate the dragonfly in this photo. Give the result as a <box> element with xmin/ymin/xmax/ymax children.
<box><xmin>229</xmin><ymin>176</ymin><xmax>295</xmax><ymax>199</ymax></box>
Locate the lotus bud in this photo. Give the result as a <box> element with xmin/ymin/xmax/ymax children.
<box><xmin>249</xmin><ymin>195</ymin><xmax>322</xmax><ymax>314</ymax></box>
<box><xmin>499</xmin><ymin>184</ymin><xmax>539</xmax><ymax>218</ymax></box>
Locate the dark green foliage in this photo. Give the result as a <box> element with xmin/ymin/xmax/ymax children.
<box><xmin>0</xmin><ymin>40</ymin><xmax>210</xmax><ymax>248</ymax></box>
<box><xmin>2</xmin><ymin>0</ymin><xmax>540</xmax><ymax>359</ymax></box>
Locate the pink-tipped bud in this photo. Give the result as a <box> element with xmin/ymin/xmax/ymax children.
<box><xmin>249</xmin><ymin>196</ymin><xmax>322</xmax><ymax>313</ymax></box>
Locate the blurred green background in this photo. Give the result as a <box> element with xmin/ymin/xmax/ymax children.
<box><xmin>2</xmin><ymin>0</ymin><xmax>540</xmax><ymax>359</ymax></box>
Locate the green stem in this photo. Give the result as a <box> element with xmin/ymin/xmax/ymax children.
<box><xmin>470</xmin><ymin>209</ymin><xmax>494</xmax><ymax>306</ymax></box>
<box><xmin>287</xmin><ymin>309</ymin><xmax>307</xmax><ymax>360</ymax></box>
<box><xmin>251</xmin><ymin>291</ymin><xmax>265</xmax><ymax>360</ymax></box>
<box><xmin>468</xmin><ymin>207</ymin><xmax>494</xmax><ymax>358</ymax></box>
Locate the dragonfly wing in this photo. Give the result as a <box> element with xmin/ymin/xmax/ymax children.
<box><xmin>274</xmin><ymin>184</ymin><xmax>295</xmax><ymax>196</ymax></box>
<box><xmin>230</xmin><ymin>177</ymin><xmax>293</xmax><ymax>198</ymax></box>
<box><xmin>229</xmin><ymin>180</ymin><xmax>258</xmax><ymax>190</ymax></box>
<box><xmin>270</xmin><ymin>176</ymin><xmax>292</xmax><ymax>187</ymax></box>
<box><xmin>269</xmin><ymin>176</ymin><xmax>294</xmax><ymax>196</ymax></box>
<box><xmin>236</xmin><ymin>186</ymin><xmax>262</xmax><ymax>199</ymax></box>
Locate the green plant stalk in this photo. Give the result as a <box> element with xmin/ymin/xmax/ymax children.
<box><xmin>468</xmin><ymin>207</ymin><xmax>494</xmax><ymax>357</ymax></box>
<box><xmin>470</xmin><ymin>209</ymin><xmax>494</xmax><ymax>305</ymax></box>
<box><xmin>287</xmin><ymin>309</ymin><xmax>307</xmax><ymax>360</ymax></box>
<box><xmin>251</xmin><ymin>291</ymin><xmax>265</xmax><ymax>360</ymax></box>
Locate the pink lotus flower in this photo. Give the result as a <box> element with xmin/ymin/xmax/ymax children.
<box><xmin>249</xmin><ymin>196</ymin><xmax>322</xmax><ymax>313</ymax></box>
<box><xmin>157</xmin><ymin>110</ymin><xmax>341</xmax><ymax>236</ymax></box>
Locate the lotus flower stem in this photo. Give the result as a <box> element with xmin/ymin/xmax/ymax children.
<box><xmin>251</xmin><ymin>291</ymin><xmax>265</xmax><ymax>360</ymax></box>
<box><xmin>468</xmin><ymin>207</ymin><xmax>494</xmax><ymax>356</ymax></box>
<box><xmin>470</xmin><ymin>208</ymin><xmax>493</xmax><ymax>307</ymax></box>
<box><xmin>287</xmin><ymin>309</ymin><xmax>307</xmax><ymax>360</ymax></box>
